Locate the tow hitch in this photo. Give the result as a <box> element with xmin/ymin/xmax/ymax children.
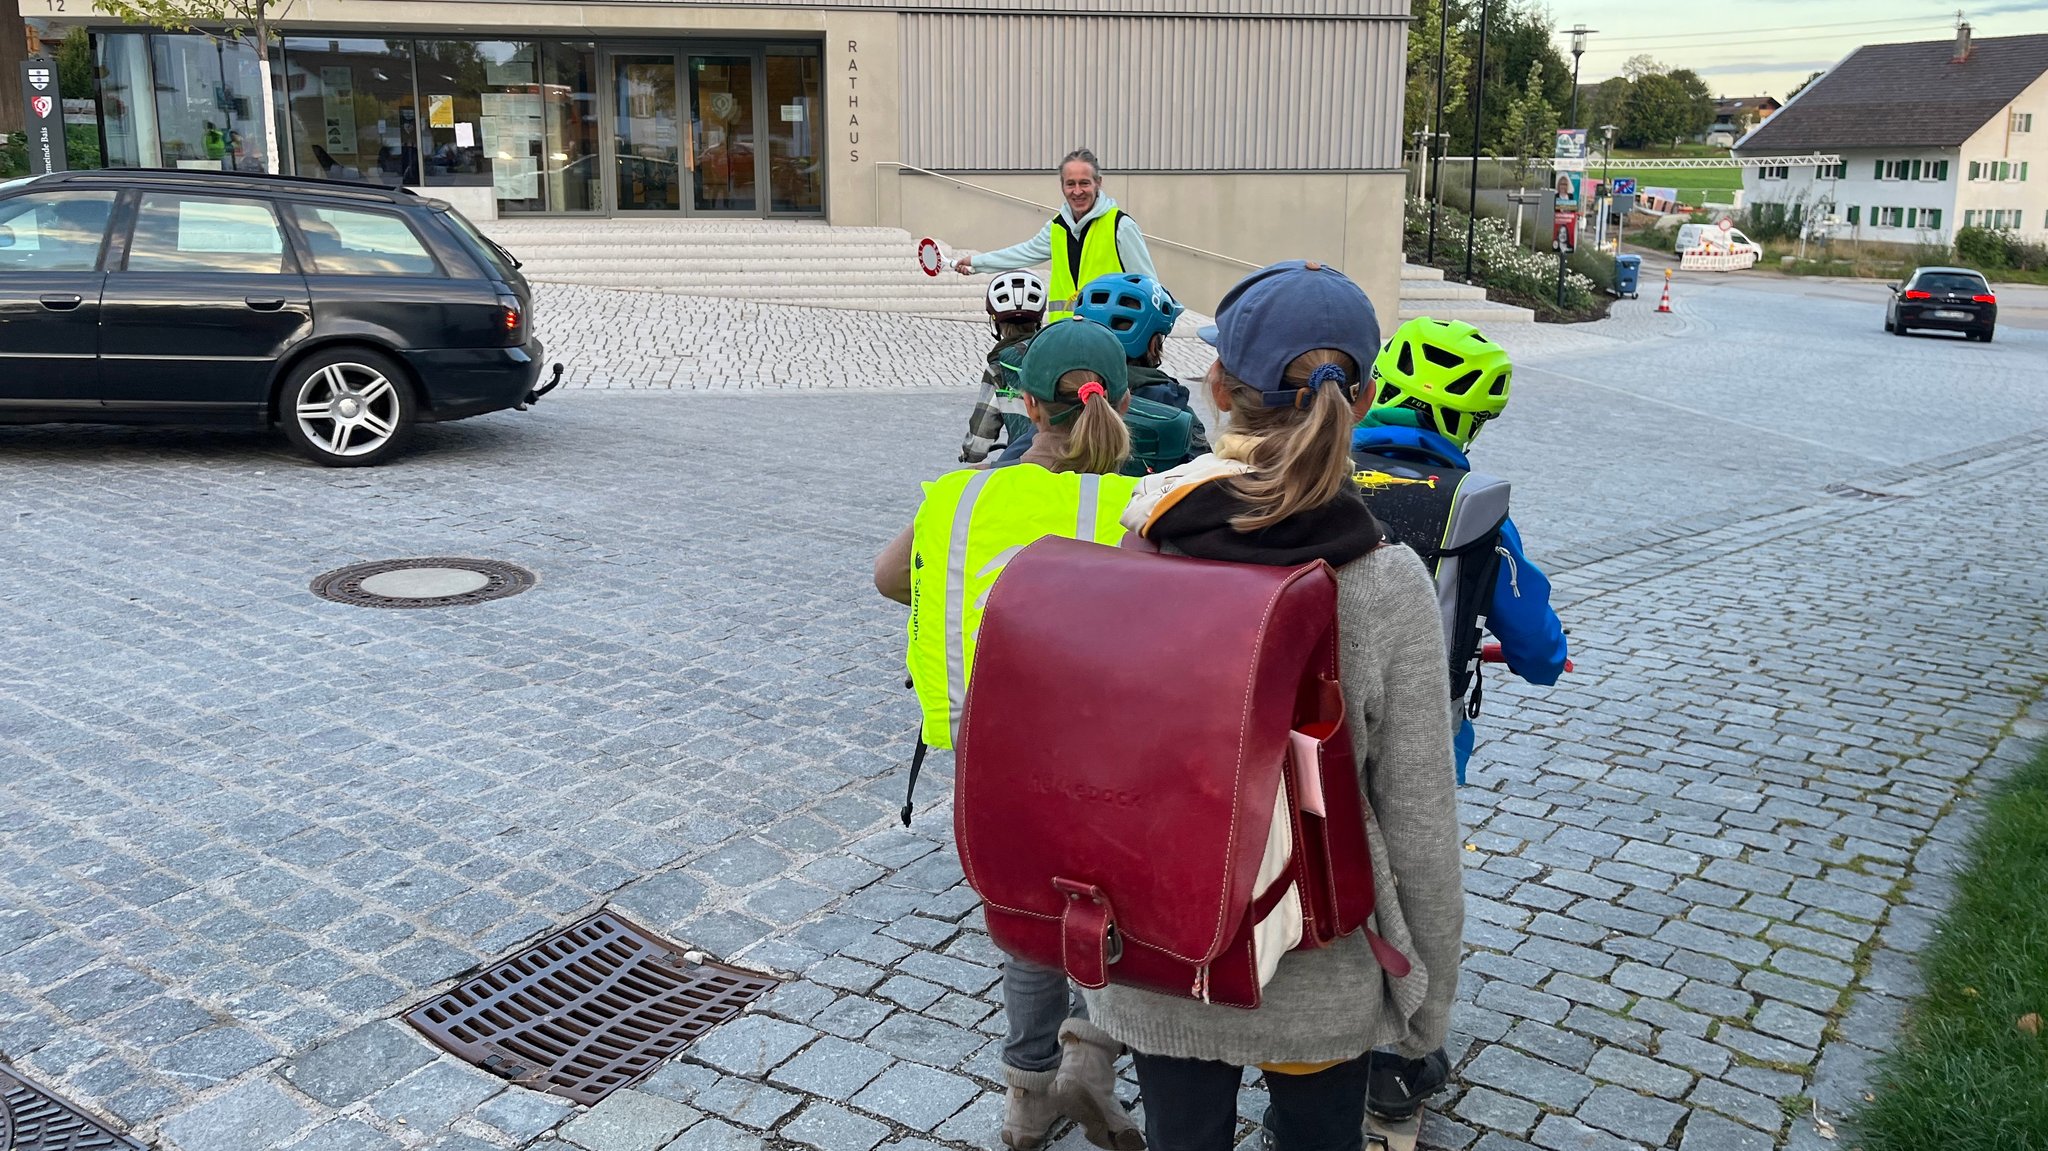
<box><xmin>520</xmin><ymin>362</ymin><xmax>565</xmax><ymax>410</ymax></box>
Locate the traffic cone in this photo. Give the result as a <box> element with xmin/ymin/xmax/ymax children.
<box><xmin>1655</xmin><ymin>268</ymin><xmax>1673</xmax><ymax>314</ymax></box>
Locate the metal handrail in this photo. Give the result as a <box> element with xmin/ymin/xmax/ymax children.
<box><xmin>874</xmin><ymin>161</ymin><xmax>1261</xmax><ymax>271</ymax></box>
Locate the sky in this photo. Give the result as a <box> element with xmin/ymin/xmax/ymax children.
<box><xmin>1548</xmin><ymin>0</ymin><xmax>2048</xmax><ymax>102</ymax></box>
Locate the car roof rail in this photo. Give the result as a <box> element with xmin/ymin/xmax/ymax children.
<box><xmin>45</xmin><ymin>168</ymin><xmax>421</xmax><ymax>205</ymax></box>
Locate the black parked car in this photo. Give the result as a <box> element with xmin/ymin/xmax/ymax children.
<box><xmin>0</xmin><ymin>169</ymin><xmax>560</xmax><ymax>466</ymax></box>
<box><xmin>1886</xmin><ymin>265</ymin><xmax>1999</xmax><ymax>342</ymax></box>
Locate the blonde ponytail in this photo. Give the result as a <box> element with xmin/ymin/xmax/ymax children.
<box><xmin>1218</xmin><ymin>349</ymin><xmax>1359</xmax><ymax>532</ymax></box>
<box><xmin>1050</xmin><ymin>368</ymin><xmax>1131</xmax><ymax>476</ymax></box>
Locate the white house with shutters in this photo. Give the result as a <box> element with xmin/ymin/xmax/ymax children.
<box><xmin>1736</xmin><ymin>26</ymin><xmax>2048</xmax><ymax>244</ymax></box>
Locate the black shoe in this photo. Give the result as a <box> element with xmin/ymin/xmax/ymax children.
<box><xmin>1365</xmin><ymin>1048</ymin><xmax>1448</xmax><ymax>1122</ymax></box>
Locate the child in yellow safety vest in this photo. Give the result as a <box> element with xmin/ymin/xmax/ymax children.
<box><xmin>873</xmin><ymin>319</ymin><xmax>1150</xmax><ymax>1151</ymax></box>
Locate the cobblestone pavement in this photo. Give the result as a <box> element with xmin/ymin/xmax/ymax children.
<box><xmin>1</xmin><ymin>274</ymin><xmax>2046</xmax><ymax>1151</ymax></box>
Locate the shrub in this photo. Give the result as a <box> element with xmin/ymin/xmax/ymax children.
<box><xmin>1404</xmin><ymin>197</ymin><xmax>1598</xmax><ymax>316</ymax></box>
<box><xmin>1954</xmin><ymin>226</ymin><xmax>2048</xmax><ymax>274</ymax></box>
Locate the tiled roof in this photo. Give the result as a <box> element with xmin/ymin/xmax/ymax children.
<box><xmin>1715</xmin><ymin>96</ymin><xmax>1779</xmax><ymax>114</ymax></box>
<box><xmin>1737</xmin><ymin>32</ymin><xmax>2048</xmax><ymax>153</ymax></box>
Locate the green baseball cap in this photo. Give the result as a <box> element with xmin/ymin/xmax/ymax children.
<box><xmin>1019</xmin><ymin>319</ymin><xmax>1130</xmax><ymax>408</ymax></box>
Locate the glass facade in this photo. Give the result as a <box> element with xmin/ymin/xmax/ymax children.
<box><xmin>87</xmin><ymin>32</ymin><xmax>821</xmax><ymax>218</ymax></box>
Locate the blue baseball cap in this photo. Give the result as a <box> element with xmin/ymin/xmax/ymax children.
<box><xmin>1198</xmin><ymin>261</ymin><xmax>1381</xmax><ymax>408</ymax></box>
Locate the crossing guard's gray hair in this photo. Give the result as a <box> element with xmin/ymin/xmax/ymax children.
<box><xmin>1060</xmin><ymin>148</ymin><xmax>1101</xmax><ymax>180</ymax></box>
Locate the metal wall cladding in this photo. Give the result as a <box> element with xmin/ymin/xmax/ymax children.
<box><xmin>900</xmin><ymin>13</ymin><xmax>1407</xmax><ymax>172</ymax></box>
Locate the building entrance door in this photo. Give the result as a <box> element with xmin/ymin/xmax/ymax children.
<box><xmin>608</xmin><ymin>52</ymin><xmax>684</xmax><ymax>212</ymax></box>
<box><xmin>685</xmin><ymin>53</ymin><xmax>761</xmax><ymax>213</ymax></box>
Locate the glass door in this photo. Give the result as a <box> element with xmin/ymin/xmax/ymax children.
<box><xmin>608</xmin><ymin>52</ymin><xmax>682</xmax><ymax>212</ymax></box>
<box><xmin>765</xmin><ymin>46</ymin><xmax>824</xmax><ymax>214</ymax></box>
<box><xmin>685</xmin><ymin>53</ymin><xmax>759</xmax><ymax>213</ymax></box>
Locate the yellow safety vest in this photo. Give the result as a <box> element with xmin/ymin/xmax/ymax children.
<box><xmin>1047</xmin><ymin>208</ymin><xmax>1127</xmax><ymax>323</ymax></box>
<box><xmin>907</xmin><ymin>465</ymin><xmax>1139</xmax><ymax>749</ymax></box>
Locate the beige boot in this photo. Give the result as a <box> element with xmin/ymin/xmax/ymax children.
<box><xmin>1002</xmin><ymin>1065</ymin><xmax>1062</xmax><ymax>1150</ymax></box>
<box><xmin>1053</xmin><ymin>1019</ymin><xmax>1146</xmax><ymax>1151</ymax></box>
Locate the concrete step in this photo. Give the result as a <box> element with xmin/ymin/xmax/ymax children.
<box><xmin>1401</xmin><ymin>263</ymin><xmax>1447</xmax><ymax>281</ymax></box>
<box><xmin>1397</xmin><ymin>297</ymin><xmax>1537</xmax><ymax>324</ymax></box>
<box><xmin>1398</xmin><ymin>278</ymin><xmax>1492</xmax><ymax>301</ymax></box>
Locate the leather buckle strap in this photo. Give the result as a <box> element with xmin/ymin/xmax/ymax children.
<box><xmin>1053</xmin><ymin>878</ymin><xmax>1120</xmax><ymax>988</ymax></box>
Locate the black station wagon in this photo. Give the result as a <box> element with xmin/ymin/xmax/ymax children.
<box><xmin>0</xmin><ymin>169</ymin><xmax>559</xmax><ymax>466</ymax></box>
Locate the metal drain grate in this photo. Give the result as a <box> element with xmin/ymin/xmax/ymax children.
<box><xmin>310</xmin><ymin>558</ymin><xmax>536</xmax><ymax>609</ymax></box>
<box><xmin>0</xmin><ymin>1063</ymin><xmax>146</xmax><ymax>1150</ymax></box>
<box><xmin>405</xmin><ymin>910</ymin><xmax>779</xmax><ymax>1105</ymax></box>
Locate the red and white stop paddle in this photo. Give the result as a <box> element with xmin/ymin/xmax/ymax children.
<box><xmin>916</xmin><ymin>236</ymin><xmax>959</xmax><ymax>276</ymax></box>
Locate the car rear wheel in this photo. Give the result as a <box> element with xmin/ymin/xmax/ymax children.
<box><xmin>1979</xmin><ymin>327</ymin><xmax>1995</xmax><ymax>343</ymax></box>
<box><xmin>1893</xmin><ymin>320</ymin><xmax>1909</xmax><ymax>336</ymax></box>
<box><xmin>280</xmin><ymin>348</ymin><xmax>417</xmax><ymax>467</ymax></box>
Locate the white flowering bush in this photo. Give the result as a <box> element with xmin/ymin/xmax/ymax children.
<box><xmin>1404</xmin><ymin>196</ymin><xmax>1598</xmax><ymax>313</ymax></box>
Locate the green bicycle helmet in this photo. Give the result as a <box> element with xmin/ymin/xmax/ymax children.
<box><xmin>1367</xmin><ymin>317</ymin><xmax>1512</xmax><ymax>448</ymax></box>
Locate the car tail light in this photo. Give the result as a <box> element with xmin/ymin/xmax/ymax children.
<box><xmin>1902</xmin><ymin>289</ymin><xmax>1932</xmax><ymax>300</ymax></box>
<box><xmin>1972</xmin><ymin>293</ymin><xmax>1996</xmax><ymax>304</ymax></box>
<box><xmin>497</xmin><ymin>297</ymin><xmax>525</xmax><ymax>345</ymax></box>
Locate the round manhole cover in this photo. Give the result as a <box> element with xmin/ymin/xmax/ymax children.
<box><xmin>312</xmin><ymin>558</ymin><xmax>536</xmax><ymax>609</ymax></box>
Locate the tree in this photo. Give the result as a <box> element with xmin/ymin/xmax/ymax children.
<box><xmin>1585</xmin><ymin>76</ymin><xmax>1631</xmax><ymax>138</ymax></box>
<box><xmin>1667</xmin><ymin>68</ymin><xmax>1717</xmax><ymax>140</ymax></box>
<box><xmin>1403</xmin><ymin>0</ymin><xmax>1472</xmax><ymax>160</ymax></box>
<box><xmin>1621</xmin><ymin>72</ymin><xmax>1687</xmax><ymax>149</ymax></box>
<box><xmin>1621</xmin><ymin>53</ymin><xmax>1666</xmax><ymax>80</ymax></box>
<box><xmin>57</xmin><ymin>29</ymin><xmax>96</xmax><ymax>101</ymax></box>
<box><xmin>1500</xmin><ymin>58</ymin><xmax>1561</xmax><ymax>171</ymax></box>
<box><xmin>1787</xmin><ymin>69</ymin><xmax>1824</xmax><ymax>100</ymax></box>
<box><xmin>96</xmin><ymin>0</ymin><xmax>293</xmax><ymax>172</ymax></box>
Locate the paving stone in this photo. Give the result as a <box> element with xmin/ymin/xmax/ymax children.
<box><xmin>665</xmin><ymin>1117</ymin><xmax>767</xmax><ymax>1151</ymax></box>
<box><xmin>1738</xmin><ymin>970</ymin><xmax>1840</xmax><ymax>1014</ymax></box>
<box><xmin>865</xmin><ymin>1013</ymin><xmax>986</xmax><ymax>1068</ymax></box>
<box><xmin>1514</xmin><ymin>938</ymin><xmax>1617</xmax><ymax>978</ymax></box>
<box><xmin>933</xmin><ymin>1092</ymin><xmax>1006</xmax><ymax>1148</ymax></box>
<box><xmin>782</xmin><ymin>1102</ymin><xmax>891</xmax><ymax>1151</ymax></box>
<box><xmin>807</xmin><ymin>959</ymin><xmax>887</xmax><ymax>994</ymax></box>
<box><xmin>1462</xmin><ymin>1047</ymin><xmax>1594</xmax><ymax>1110</ymax></box>
<box><xmin>896</xmin><ymin>952</ymin><xmax>1000</xmax><ymax>995</ymax></box>
<box><xmin>1476</xmin><ymin>981</ymin><xmax>1571</xmax><ymax>1025</ymax></box>
<box><xmin>1751</xmin><ymin>1000</ymin><xmax>1829</xmax><ymax>1049</ymax></box>
<box><xmin>1453</xmin><ymin>1087</ymin><xmax>1540</xmax><ymax>1136</ymax></box>
<box><xmin>1653</xmin><ymin>1032</ymin><xmax>1732</xmax><ymax>1078</ymax></box>
<box><xmin>692</xmin><ymin>1075</ymin><xmax>804</xmax><ymax>1129</ymax></box>
<box><xmin>1585</xmin><ymin>1047</ymin><xmax>1694</xmax><ymax>1097</ymax></box>
<box><xmin>1785</xmin><ymin>878</ymin><xmax>1890</xmax><ymax>922</ymax></box>
<box><xmin>642</xmin><ymin>1061</ymin><xmax>724</xmax><ymax>1105</ymax></box>
<box><xmin>159</xmin><ymin>1078</ymin><xmax>316</xmax><ymax>1151</ymax></box>
<box><xmin>1676</xmin><ymin>1111</ymin><xmax>1775</xmax><ymax>1151</ymax></box>
<box><xmin>559</xmin><ymin>1090</ymin><xmax>702</xmax><ymax>1151</ymax></box>
<box><xmin>1714</xmin><ymin>1026</ymin><xmax>1817</xmax><ymax>1067</ymax></box>
<box><xmin>759</xmin><ymin>981</ymin><xmax>841</xmax><ymax>1025</ymax></box>
<box><xmin>281</xmin><ymin>1118</ymin><xmax>403</xmax><ymax>1151</ymax></box>
<box><xmin>877</xmin><ymin>976</ymin><xmax>946</xmax><ymax>1012</ymax></box>
<box><xmin>1530</xmin><ymin>1113</ymin><xmax>1646</xmax><ymax>1151</ymax></box>
<box><xmin>1502</xmin><ymin>1021</ymin><xmax>1596</xmax><ymax>1072</ymax></box>
<box><xmin>689</xmin><ymin>1016</ymin><xmax>818</xmax><ymax>1077</ymax></box>
<box><xmin>1561</xmin><ymin>1005</ymin><xmax>1653</xmax><ymax>1051</ymax></box>
<box><xmin>1768</xmin><ymin>946</ymin><xmax>1856</xmax><ymax>984</ymax></box>
<box><xmin>1610</xmin><ymin>962</ymin><xmax>1686</xmax><ymax>1000</ymax></box>
<box><xmin>368</xmin><ymin>1059</ymin><xmax>506</xmax><ymax>1132</ymax></box>
<box><xmin>1674</xmin><ymin>981</ymin><xmax>1752</xmax><ymax>1020</ymax></box>
<box><xmin>151</xmin><ymin>1026</ymin><xmax>278</xmax><ymax>1087</ymax></box>
<box><xmin>850</xmin><ymin>1062</ymin><xmax>980</xmax><ymax>1131</ymax></box>
<box><xmin>1575</xmin><ymin>1084</ymin><xmax>1686</xmax><ymax>1145</ymax></box>
<box><xmin>478</xmin><ymin>1087</ymin><xmax>577</xmax><ymax>1141</ymax></box>
<box><xmin>1686</xmin><ymin>1078</ymin><xmax>1784</xmax><ymax>1133</ymax></box>
<box><xmin>771</xmin><ymin>1036</ymin><xmax>894</xmax><ymax>1097</ymax></box>
<box><xmin>1653</xmin><ymin>923</ymin><xmax>1771</xmax><ymax>967</ymax></box>
<box><xmin>1544</xmin><ymin>973</ymin><xmax>1630</xmax><ymax>1013</ymax></box>
<box><xmin>288</xmin><ymin>1020</ymin><xmax>441</xmax><ymax>1106</ymax></box>
<box><xmin>813</xmin><ymin>997</ymin><xmax>896</xmax><ymax>1039</ymax></box>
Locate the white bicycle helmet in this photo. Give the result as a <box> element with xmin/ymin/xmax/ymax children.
<box><xmin>986</xmin><ymin>271</ymin><xmax>1048</xmax><ymax>320</ymax></box>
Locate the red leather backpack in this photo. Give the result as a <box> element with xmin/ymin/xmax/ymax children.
<box><xmin>954</xmin><ymin>536</ymin><xmax>1409</xmax><ymax>1009</ymax></box>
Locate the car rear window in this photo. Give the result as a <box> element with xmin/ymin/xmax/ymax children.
<box><xmin>1914</xmin><ymin>272</ymin><xmax>1988</xmax><ymax>293</ymax></box>
<box><xmin>290</xmin><ymin>204</ymin><xmax>440</xmax><ymax>276</ymax></box>
<box><xmin>440</xmin><ymin>208</ymin><xmax>519</xmax><ymax>279</ymax></box>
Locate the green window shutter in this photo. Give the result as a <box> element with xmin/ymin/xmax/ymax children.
<box><xmin>1969</xmin><ymin>161</ymin><xmax>1979</xmax><ymax>180</ymax></box>
<box><xmin>1936</xmin><ymin>160</ymin><xmax>1949</xmax><ymax>180</ymax></box>
<box><xmin>2023</xmin><ymin>162</ymin><xmax>2030</xmax><ymax>181</ymax></box>
<box><xmin>1927</xmin><ymin>209</ymin><xmax>1941</xmax><ymax>230</ymax></box>
<box><xmin>1910</xmin><ymin>159</ymin><xmax>1921</xmax><ymax>180</ymax></box>
<box><xmin>1906</xmin><ymin>207</ymin><xmax>1917</xmax><ymax>227</ymax></box>
<box><xmin>1847</xmin><ymin>206</ymin><xmax>1859</xmax><ymax>225</ymax></box>
<box><xmin>1874</xmin><ymin>159</ymin><xmax>1885</xmax><ymax>179</ymax></box>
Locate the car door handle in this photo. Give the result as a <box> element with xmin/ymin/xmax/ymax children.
<box><xmin>39</xmin><ymin>294</ymin><xmax>84</xmax><ymax>311</ymax></box>
<box><xmin>244</xmin><ymin>297</ymin><xmax>287</xmax><ymax>312</ymax></box>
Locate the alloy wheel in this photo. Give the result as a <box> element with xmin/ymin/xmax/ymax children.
<box><xmin>294</xmin><ymin>362</ymin><xmax>403</xmax><ymax>459</ymax></box>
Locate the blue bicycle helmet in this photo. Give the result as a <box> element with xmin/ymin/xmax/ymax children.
<box><xmin>1074</xmin><ymin>273</ymin><xmax>1183</xmax><ymax>362</ymax></box>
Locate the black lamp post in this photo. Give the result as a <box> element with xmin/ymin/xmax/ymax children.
<box><xmin>1426</xmin><ymin>0</ymin><xmax>1452</xmax><ymax>264</ymax></box>
<box><xmin>1556</xmin><ymin>24</ymin><xmax>1594</xmax><ymax>308</ymax></box>
<box><xmin>1462</xmin><ymin>0</ymin><xmax>1490</xmax><ymax>282</ymax></box>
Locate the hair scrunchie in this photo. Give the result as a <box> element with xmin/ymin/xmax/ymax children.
<box><xmin>1075</xmin><ymin>381</ymin><xmax>1108</xmax><ymax>404</ymax></box>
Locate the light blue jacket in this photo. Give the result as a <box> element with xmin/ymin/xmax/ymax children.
<box><xmin>1353</xmin><ymin>424</ymin><xmax>1568</xmax><ymax>780</ymax></box>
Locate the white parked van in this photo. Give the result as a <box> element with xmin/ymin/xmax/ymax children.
<box><xmin>1675</xmin><ymin>222</ymin><xmax>1764</xmax><ymax>258</ymax></box>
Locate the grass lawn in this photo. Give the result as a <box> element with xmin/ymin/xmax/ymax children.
<box><xmin>1597</xmin><ymin>163</ymin><xmax>1742</xmax><ymax>208</ymax></box>
<box><xmin>1853</xmin><ymin>739</ymin><xmax>2048</xmax><ymax>1150</ymax></box>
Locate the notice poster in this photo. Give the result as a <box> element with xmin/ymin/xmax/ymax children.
<box><xmin>454</xmin><ymin>122</ymin><xmax>474</xmax><ymax>148</ymax></box>
<box><xmin>1554</xmin><ymin>128</ymin><xmax>1587</xmax><ymax>161</ymax></box>
<box><xmin>320</xmin><ymin>67</ymin><xmax>357</xmax><ymax>155</ymax></box>
<box><xmin>1553</xmin><ymin>171</ymin><xmax>1582</xmax><ymax>210</ymax></box>
<box><xmin>493</xmin><ymin>155</ymin><xmax>539</xmax><ymax>199</ymax></box>
<box><xmin>429</xmin><ymin>94</ymin><xmax>454</xmax><ymax>128</ymax></box>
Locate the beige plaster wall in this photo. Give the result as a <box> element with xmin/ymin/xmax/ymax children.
<box><xmin>886</xmin><ymin>170</ymin><xmax>1407</xmax><ymax>321</ymax></box>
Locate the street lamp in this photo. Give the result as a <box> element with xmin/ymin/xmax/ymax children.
<box><xmin>1556</xmin><ymin>24</ymin><xmax>1596</xmax><ymax>308</ymax></box>
<box><xmin>1426</xmin><ymin>0</ymin><xmax>1452</xmax><ymax>263</ymax></box>
<box><xmin>1463</xmin><ymin>0</ymin><xmax>1492</xmax><ymax>283</ymax></box>
<box><xmin>1601</xmin><ymin>123</ymin><xmax>1619</xmax><ymax>249</ymax></box>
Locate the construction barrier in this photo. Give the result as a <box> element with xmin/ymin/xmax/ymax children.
<box><xmin>1678</xmin><ymin>247</ymin><xmax>1760</xmax><ymax>272</ymax></box>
